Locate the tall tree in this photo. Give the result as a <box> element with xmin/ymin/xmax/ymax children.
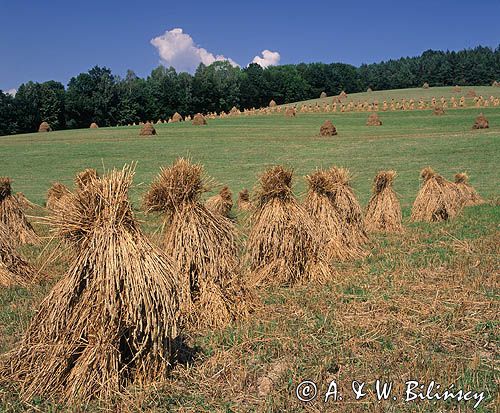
<box><xmin>0</xmin><ymin>91</ymin><xmax>18</xmax><ymax>136</ymax></box>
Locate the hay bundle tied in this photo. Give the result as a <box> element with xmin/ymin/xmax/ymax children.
<box><xmin>467</xmin><ymin>89</ymin><xmax>477</xmax><ymax>98</ymax></box>
<box><xmin>15</xmin><ymin>193</ymin><xmax>35</xmax><ymax>210</ymax></box>
<box><xmin>327</xmin><ymin>167</ymin><xmax>368</xmax><ymax>258</ymax></box>
<box><xmin>237</xmin><ymin>189</ymin><xmax>252</xmax><ymax>211</ymax></box>
<box><xmin>0</xmin><ymin>177</ymin><xmax>39</xmax><ymax>245</ymax></box>
<box><xmin>472</xmin><ymin>113</ymin><xmax>489</xmax><ymax>129</ymax></box>
<box><xmin>422</xmin><ymin>82</ymin><xmax>430</xmax><ymax>89</ymax></box>
<box><xmin>365</xmin><ymin>171</ymin><xmax>402</xmax><ymax>232</ymax></box>
<box><xmin>303</xmin><ymin>169</ymin><xmax>348</xmax><ymax>261</ymax></box>
<box><xmin>366</xmin><ymin>112</ymin><xmax>382</xmax><ymax>126</ymax></box>
<box><xmin>411</xmin><ymin>167</ymin><xmax>463</xmax><ymax>222</ymax></box>
<box><xmin>144</xmin><ymin>158</ymin><xmax>249</xmax><ymax>329</ymax></box>
<box><xmin>320</xmin><ymin>91</ymin><xmax>327</xmax><ymax>98</ymax></box>
<box><xmin>433</xmin><ymin>106</ymin><xmax>445</xmax><ymax>115</ymax></box>
<box><xmin>453</xmin><ymin>85</ymin><xmax>462</xmax><ymax>93</ymax></box>
<box><xmin>139</xmin><ymin>122</ymin><xmax>156</xmax><ymax>135</ymax></box>
<box><xmin>269</xmin><ymin>99</ymin><xmax>277</xmax><ymax>107</ymax></box>
<box><xmin>46</xmin><ymin>182</ymin><xmax>70</xmax><ymax>210</ymax></box>
<box><xmin>38</xmin><ymin>121</ymin><xmax>51</xmax><ymax>132</ymax></box>
<box><xmin>75</xmin><ymin>168</ymin><xmax>99</xmax><ymax>190</ymax></box>
<box><xmin>0</xmin><ymin>222</ymin><xmax>37</xmax><ymax>287</ymax></box>
<box><xmin>0</xmin><ymin>166</ymin><xmax>181</xmax><ymax>404</ymax></box>
<box><xmin>171</xmin><ymin>112</ymin><xmax>183</xmax><ymax>122</ymax></box>
<box><xmin>205</xmin><ymin>186</ymin><xmax>233</xmax><ymax>218</ymax></box>
<box><xmin>192</xmin><ymin>113</ymin><xmax>207</xmax><ymax>125</ymax></box>
<box><xmin>454</xmin><ymin>173</ymin><xmax>483</xmax><ymax>206</ymax></box>
<box><xmin>89</xmin><ymin>122</ymin><xmax>98</xmax><ymax>128</ymax></box>
<box><xmin>319</xmin><ymin>120</ymin><xmax>337</xmax><ymax>136</ymax></box>
<box><xmin>284</xmin><ymin>107</ymin><xmax>296</xmax><ymax>117</ymax></box>
<box><xmin>246</xmin><ymin>166</ymin><xmax>329</xmax><ymax>286</ymax></box>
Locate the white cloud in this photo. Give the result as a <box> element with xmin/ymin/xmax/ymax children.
<box><xmin>252</xmin><ymin>50</ymin><xmax>281</xmax><ymax>68</ymax></box>
<box><xmin>151</xmin><ymin>28</ymin><xmax>239</xmax><ymax>73</ymax></box>
<box><xmin>5</xmin><ymin>88</ymin><xmax>17</xmax><ymax>97</ymax></box>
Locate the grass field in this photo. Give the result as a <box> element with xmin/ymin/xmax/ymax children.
<box><xmin>0</xmin><ymin>86</ymin><xmax>499</xmax><ymax>412</ymax></box>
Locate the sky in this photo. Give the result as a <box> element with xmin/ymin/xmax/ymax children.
<box><xmin>1</xmin><ymin>0</ymin><xmax>499</xmax><ymax>93</ymax></box>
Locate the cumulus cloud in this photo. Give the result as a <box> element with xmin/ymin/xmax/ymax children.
<box><xmin>251</xmin><ymin>50</ymin><xmax>281</xmax><ymax>68</ymax></box>
<box><xmin>151</xmin><ymin>28</ymin><xmax>239</xmax><ymax>73</ymax></box>
<box><xmin>4</xmin><ymin>88</ymin><xmax>17</xmax><ymax>96</ymax></box>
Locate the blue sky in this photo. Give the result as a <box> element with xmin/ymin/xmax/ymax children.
<box><xmin>1</xmin><ymin>0</ymin><xmax>499</xmax><ymax>92</ymax></box>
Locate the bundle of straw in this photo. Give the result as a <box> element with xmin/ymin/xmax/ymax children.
<box><xmin>303</xmin><ymin>169</ymin><xmax>346</xmax><ymax>261</ymax></box>
<box><xmin>205</xmin><ymin>186</ymin><xmax>233</xmax><ymax>218</ymax></box>
<box><xmin>1</xmin><ymin>166</ymin><xmax>181</xmax><ymax>404</ymax></box>
<box><xmin>144</xmin><ymin>158</ymin><xmax>250</xmax><ymax>329</ymax></box>
<box><xmin>0</xmin><ymin>222</ymin><xmax>37</xmax><ymax>287</ymax></box>
<box><xmin>0</xmin><ymin>177</ymin><xmax>39</xmax><ymax>245</ymax></box>
<box><xmin>328</xmin><ymin>167</ymin><xmax>368</xmax><ymax>258</ymax></box>
<box><xmin>246</xmin><ymin>166</ymin><xmax>329</xmax><ymax>286</ymax></box>
<box><xmin>46</xmin><ymin>182</ymin><xmax>71</xmax><ymax>211</ymax></box>
<box><xmin>15</xmin><ymin>193</ymin><xmax>35</xmax><ymax>210</ymax></box>
<box><xmin>365</xmin><ymin>171</ymin><xmax>403</xmax><ymax>232</ymax></box>
<box><xmin>74</xmin><ymin>168</ymin><xmax>99</xmax><ymax>190</ymax></box>
<box><xmin>237</xmin><ymin>189</ymin><xmax>252</xmax><ymax>211</ymax></box>
<box><xmin>454</xmin><ymin>173</ymin><xmax>483</xmax><ymax>206</ymax></box>
<box><xmin>411</xmin><ymin>168</ymin><xmax>463</xmax><ymax>222</ymax></box>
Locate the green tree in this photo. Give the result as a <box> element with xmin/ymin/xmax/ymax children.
<box><xmin>0</xmin><ymin>91</ymin><xmax>18</xmax><ymax>136</ymax></box>
<box><xmin>14</xmin><ymin>81</ymin><xmax>42</xmax><ymax>132</ymax></box>
<box><xmin>66</xmin><ymin>66</ymin><xmax>118</xmax><ymax>128</ymax></box>
<box><xmin>39</xmin><ymin>81</ymin><xmax>66</xmax><ymax>129</ymax></box>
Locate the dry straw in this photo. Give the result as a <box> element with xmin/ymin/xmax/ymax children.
<box><xmin>365</xmin><ymin>171</ymin><xmax>402</xmax><ymax>232</ymax></box>
<box><xmin>15</xmin><ymin>193</ymin><xmax>35</xmax><ymax>210</ymax></box>
<box><xmin>206</xmin><ymin>186</ymin><xmax>233</xmax><ymax>218</ymax></box>
<box><xmin>411</xmin><ymin>167</ymin><xmax>463</xmax><ymax>222</ymax></box>
<box><xmin>303</xmin><ymin>169</ymin><xmax>345</xmax><ymax>261</ymax></box>
<box><xmin>139</xmin><ymin>122</ymin><xmax>156</xmax><ymax>135</ymax></box>
<box><xmin>38</xmin><ymin>122</ymin><xmax>51</xmax><ymax>132</ymax></box>
<box><xmin>172</xmin><ymin>112</ymin><xmax>183</xmax><ymax>122</ymax></box>
<box><xmin>192</xmin><ymin>113</ymin><xmax>207</xmax><ymax>125</ymax></box>
<box><xmin>328</xmin><ymin>167</ymin><xmax>368</xmax><ymax>258</ymax></box>
<box><xmin>472</xmin><ymin>113</ymin><xmax>489</xmax><ymax>129</ymax></box>
<box><xmin>46</xmin><ymin>182</ymin><xmax>70</xmax><ymax>211</ymax></box>
<box><xmin>0</xmin><ymin>177</ymin><xmax>39</xmax><ymax>246</ymax></box>
<box><xmin>144</xmin><ymin>158</ymin><xmax>250</xmax><ymax>329</ymax></box>
<box><xmin>284</xmin><ymin>107</ymin><xmax>296</xmax><ymax>117</ymax></box>
<box><xmin>320</xmin><ymin>120</ymin><xmax>337</xmax><ymax>136</ymax></box>
<box><xmin>269</xmin><ymin>100</ymin><xmax>277</xmax><ymax>107</ymax></box>
<box><xmin>0</xmin><ymin>222</ymin><xmax>37</xmax><ymax>287</ymax></box>
<box><xmin>1</xmin><ymin>165</ymin><xmax>181</xmax><ymax>404</ymax></box>
<box><xmin>454</xmin><ymin>173</ymin><xmax>483</xmax><ymax>206</ymax></box>
<box><xmin>237</xmin><ymin>189</ymin><xmax>252</xmax><ymax>211</ymax></box>
<box><xmin>246</xmin><ymin>166</ymin><xmax>330</xmax><ymax>286</ymax></box>
<box><xmin>75</xmin><ymin>168</ymin><xmax>99</xmax><ymax>190</ymax></box>
<box><xmin>366</xmin><ymin>113</ymin><xmax>382</xmax><ymax>126</ymax></box>
<box><xmin>433</xmin><ymin>106</ymin><xmax>445</xmax><ymax>116</ymax></box>
<box><xmin>89</xmin><ymin>122</ymin><xmax>98</xmax><ymax>128</ymax></box>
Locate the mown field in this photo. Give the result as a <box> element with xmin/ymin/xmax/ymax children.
<box><xmin>0</xmin><ymin>86</ymin><xmax>499</xmax><ymax>412</ymax></box>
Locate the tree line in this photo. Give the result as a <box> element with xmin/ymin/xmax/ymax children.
<box><xmin>1</xmin><ymin>45</ymin><xmax>499</xmax><ymax>136</ymax></box>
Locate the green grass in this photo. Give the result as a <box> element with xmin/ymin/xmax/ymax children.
<box><xmin>0</xmin><ymin>86</ymin><xmax>499</xmax><ymax>412</ymax></box>
<box><xmin>1</xmin><ymin>86</ymin><xmax>499</xmax><ymax>209</ymax></box>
